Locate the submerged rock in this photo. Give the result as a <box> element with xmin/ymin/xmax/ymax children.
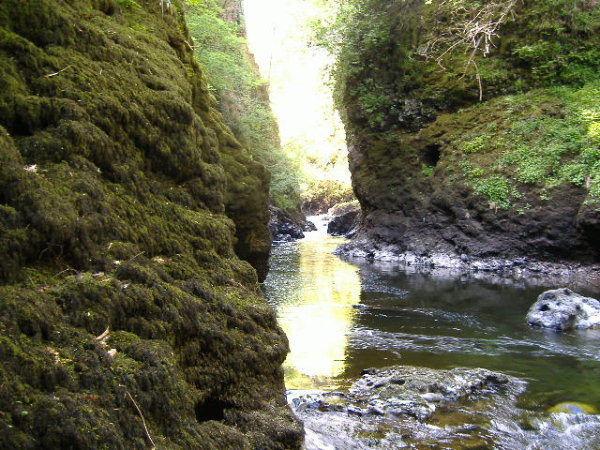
<box><xmin>526</xmin><ymin>288</ymin><xmax>600</xmax><ymax>331</ymax></box>
<box><xmin>289</xmin><ymin>367</ymin><xmax>514</xmax><ymax>421</ymax></box>
<box><xmin>548</xmin><ymin>402</ymin><xmax>599</xmax><ymax>415</ymax></box>
<box><xmin>349</xmin><ymin>366</ymin><xmax>511</xmax><ymax>420</ymax></box>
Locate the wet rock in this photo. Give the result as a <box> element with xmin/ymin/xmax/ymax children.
<box><xmin>287</xmin><ymin>390</ymin><xmax>349</xmax><ymax>414</ymax></box>
<box><xmin>303</xmin><ymin>220</ymin><xmax>318</xmax><ymax>232</ymax></box>
<box><xmin>526</xmin><ymin>288</ymin><xmax>600</xmax><ymax>331</ymax></box>
<box><xmin>334</xmin><ymin>242</ymin><xmax>600</xmax><ymax>288</ymax></box>
<box><xmin>268</xmin><ymin>206</ymin><xmax>307</xmax><ymax>241</ymax></box>
<box><xmin>287</xmin><ymin>366</ymin><xmax>524</xmax><ymax>449</ymax></box>
<box><xmin>352</xmin><ymin>304</ymin><xmax>369</xmax><ymax>311</ymax></box>
<box><xmin>347</xmin><ymin>405</ymin><xmax>365</xmax><ymax>416</ymax></box>
<box><xmin>327</xmin><ymin>211</ymin><xmax>360</xmax><ymax>236</ymax></box>
<box><xmin>327</xmin><ymin>201</ymin><xmax>361</xmax><ymax>237</ymax></box>
<box><xmin>368</xmin><ymin>405</ymin><xmax>386</xmax><ymax>416</ymax></box>
<box><xmin>289</xmin><ymin>366</ymin><xmax>514</xmax><ymax>422</ymax></box>
<box><xmin>548</xmin><ymin>402</ymin><xmax>599</xmax><ymax>415</ymax></box>
<box><xmin>350</xmin><ymin>366</ymin><xmax>510</xmax><ymax>420</ymax></box>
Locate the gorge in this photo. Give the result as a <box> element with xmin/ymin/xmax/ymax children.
<box><xmin>0</xmin><ymin>0</ymin><xmax>599</xmax><ymax>448</ymax></box>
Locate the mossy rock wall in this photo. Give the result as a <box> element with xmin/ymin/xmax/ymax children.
<box><xmin>0</xmin><ymin>0</ymin><xmax>301</xmax><ymax>448</ymax></box>
<box><xmin>336</xmin><ymin>0</ymin><xmax>600</xmax><ymax>263</ymax></box>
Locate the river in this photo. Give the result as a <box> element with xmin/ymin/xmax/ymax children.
<box><xmin>264</xmin><ymin>216</ymin><xmax>600</xmax><ymax>449</ymax></box>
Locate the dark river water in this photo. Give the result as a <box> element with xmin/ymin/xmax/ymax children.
<box><xmin>264</xmin><ymin>217</ymin><xmax>600</xmax><ymax>449</ymax></box>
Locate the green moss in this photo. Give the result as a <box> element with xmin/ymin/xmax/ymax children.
<box><xmin>446</xmin><ymin>81</ymin><xmax>600</xmax><ymax>206</ymax></box>
<box><xmin>0</xmin><ymin>0</ymin><xmax>300</xmax><ymax>448</ymax></box>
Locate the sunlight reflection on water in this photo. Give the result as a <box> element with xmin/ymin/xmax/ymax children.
<box><xmin>267</xmin><ymin>218</ymin><xmax>361</xmax><ymax>389</ymax></box>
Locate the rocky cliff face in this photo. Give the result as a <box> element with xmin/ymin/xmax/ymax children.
<box><xmin>0</xmin><ymin>0</ymin><xmax>301</xmax><ymax>448</ymax></box>
<box><xmin>334</xmin><ymin>0</ymin><xmax>600</xmax><ymax>268</ymax></box>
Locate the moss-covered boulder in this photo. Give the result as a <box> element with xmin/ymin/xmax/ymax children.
<box><xmin>548</xmin><ymin>402</ymin><xmax>599</xmax><ymax>414</ymax></box>
<box><xmin>330</xmin><ymin>0</ymin><xmax>600</xmax><ymax>266</ymax></box>
<box><xmin>0</xmin><ymin>0</ymin><xmax>301</xmax><ymax>447</ymax></box>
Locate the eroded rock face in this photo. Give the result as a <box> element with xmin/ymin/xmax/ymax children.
<box><xmin>526</xmin><ymin>288</ymin><xmax>600</xmax><ymax>331</ymax></box>
<box><xmin>335</xmin><ymin>0</ymin><xmax>600</xmax><ymax>268</ymax></box>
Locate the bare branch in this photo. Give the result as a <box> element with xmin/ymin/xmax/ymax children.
<box><xmin>422</xmin><ymin>0</ymin><xmax>519</xmax><ymax>100</ymax></box>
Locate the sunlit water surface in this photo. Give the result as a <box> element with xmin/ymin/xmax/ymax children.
<box><xmin>264</xmin><ymin>217</ymin><xmax>600</xmax><ymax>448</ymax></box>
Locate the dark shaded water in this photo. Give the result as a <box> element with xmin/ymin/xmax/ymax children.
<box><xmin>264</xmin><ymin>217</ymin><xmax>600</xmax><ymax>448</ymax></box>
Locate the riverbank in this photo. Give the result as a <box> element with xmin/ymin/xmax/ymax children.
<box><xmin>335</xmin><ymin>237</ymin><xmax>600</xmax><ymax>291</ymax></box>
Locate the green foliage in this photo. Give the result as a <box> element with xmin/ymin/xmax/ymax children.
<box><xmin>355</xmin><ymin>80</ymin><xmax>393</xmax><ymax>129</ymax></box>
<box><xmin>511</xmin><ymin>0</ymin><xmax>600</xmax><ymax>85</ymax></box>
<box><xmin>301</xmin><ymin>178</ymin><xmax>355</xmax><ymax>213</ymax></box>
<box><xmin>421</xmin><ymin>165</ymin><xmax>434</xmax><ymax>176</ymax></box>
<box><xmin>116</xmin><ymin>0</ymin><xmax>140</xmax><ymax>9</ymax></box>
<box><xmin>473</xmin><ymin>175</ymin><xmax>519</xmax><ymax>210</ymax></box>
<box><xmin>186</xmin><ymin>8</ymin><xmax>250</xmax><ymax>92</ymax></box>
<box><xmin>462</xmin><ymin>134</ymin><xmax>490</xmax><ymax>154</ymax></box>
<box><xmin>183</xmin><ymin>0</ymin><xmax>303</xmax><ymax>210</ymax></box>
<box><xmin>589</xmin><ymin>122</ymin><xmax>600</xmax><ymax>145</ymax></box>
<box><xmin>451</xmin><ymin>80</ymin><xmax>600</xmax><ymax>206</ymax></box>
<box><xmin>460</xmin><ymin>161</ymin><xmax>519</xmax><ymax>209</ymax></box>
<box><xmin>310</xmin><ymin>0</ymin><xmax>403</xmax><ymax>128</ymax></box>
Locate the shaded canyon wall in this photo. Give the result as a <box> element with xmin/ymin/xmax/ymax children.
<box><xmin>335</xmin><ymin>0</ymin><xmax>600</xmax><ymax>266</ymax></box>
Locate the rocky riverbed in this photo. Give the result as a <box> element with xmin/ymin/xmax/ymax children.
<box><xmin>288</xmin><ymin>365</ymin><xmax>526</xmax><ymax>449</ymax></box>
<box><xmin>265</xmin><ymin>228</ymin><xmax>600</xmax><ymax>449</ymax></box>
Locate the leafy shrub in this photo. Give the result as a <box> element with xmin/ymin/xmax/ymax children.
<box><xmin>588</xmin><ymin>122</ymin><xmax>600</xmax><ymax>145</ymax></box>
<box><xmin>301</xmin><ymin>179</ymin><xmax>355</xmax><ymax>213</ymax></box>
<box><xmin>473</xmin><ymin>175</ymin><xmax>517</xmax><ymax>209</ymax></box>
<box><xmin>421</xmin><ymin>165</ymin><xmax>434</xmax><ymax>176</ymax></box>
<box><xmin>462</xmin><ymin>135</ymin><xmax>490</xmax><ymax>153</ymax></box>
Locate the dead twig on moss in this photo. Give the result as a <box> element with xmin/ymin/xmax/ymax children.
<box><xmin>127</xmin><ymin>251</ymin><xmax>145</xmax><ymax>262</ymax></box>
<box><xmin>124</xmin><ymin>390</ymin><xmax>155</xmax><ymax>449</ymax></box>
<box><xmin>184</xmin><ymin>40</ymin><xmax>197</xmax><ymax>52</ymax></box>
<box><xmin>55</xmin><ymin>267</ymin><xmax>77</xmax><ymax>277</ymax></box>
<box><xmin>420</xmin><ymin>0</ymin><xmax>519</xmax><ymax>100</ymax></box>
<box><xmin>95</xmin><ymin>326</ymin><xmax>110</xmax><ymax>343</ymax></box>
<box><xmin>44</xmin><ymin>65</ymin><xmax>72</xmax><ymax>78</ymax></box>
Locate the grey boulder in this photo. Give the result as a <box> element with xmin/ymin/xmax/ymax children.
<box><xmin>526</xmin><ymin>288</ymin><xmax>600</xmax><ymax>331</ymax></box>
